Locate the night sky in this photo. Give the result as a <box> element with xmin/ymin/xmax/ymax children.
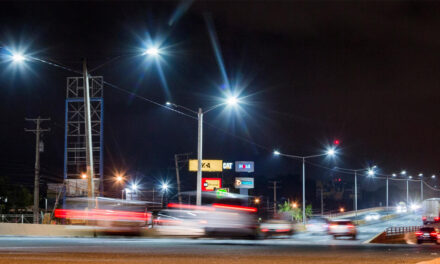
<box><xmin>1</xmin><ymin>1</ymin><xmax>439</xmax><ymax>208</ymax></box>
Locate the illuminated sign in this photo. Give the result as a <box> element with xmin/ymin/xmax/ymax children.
<box><xmin>235</xmin><ymin>161</ymin><xmax>254</xmax><ymax>173</ymax></box>
<box><xmin>216</xmin><ymin>188</ymin><xmax>229</xmax><ymax>198</ymax></box>
<box><xmin>223</xmin><ymin>162</ymin><xmax>233</xmax><ymax>170</ymax></box>
<box><xmin>202</xmin><ymin>178</ymin><xmax>222</xmax><ymax>191</ymax></box>
<box><xmin>235</xmin><ymin>177</ymin><xmax>254</xmax><ymax>189</ymax></box>
<box><xmin>189</xmin><ymin>160</ymin><xmax>223</xmax><ymax>172</ymax></box>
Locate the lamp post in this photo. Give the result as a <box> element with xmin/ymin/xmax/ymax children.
<box><xmin>166</xmin><ymin>96</ymin><xmax>239</xmax><ymax>206</ymax></box>
<box><xmin>273</xmin><ymin>148</ymin><xmax>336</xmax><ymax>224</ymax></box>
<box><xmin>160</xmin><ymin>183</ymin><xmax>169</xmax><ymax>208</ymax></box>
<box><xmin>333</xmin><ymin>166</ymin><xmax>376</xmax><ymax>217</ymax></box>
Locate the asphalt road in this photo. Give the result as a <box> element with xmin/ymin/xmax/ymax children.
<box><xmin>0</xmin><ymin>236</ymin><xmax>439</xmax><ymax>264</ymax></box>
<box><xmin>0</xmin><ymin>212</ymin><xmax>427</xmax><ymax>264</ymax></box>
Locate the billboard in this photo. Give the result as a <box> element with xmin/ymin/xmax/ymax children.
<box><xmin>234</xmin><ymin>177</ymin><xmax>254</xmax><ymax>189</ymax></box>
<box><xmin>189</xmin><ymin>160</ymin><xmax>223</xmax><ymax>172</ymax></box>
<box><xmin>235</xmin><ymin>161</ymin><xmax>254</xmax><ymax>173</ymax></box>
<box><xmin>202</xmin><ymin>178</ymin><xmax>222</xmax><ymax>191</ymax></box>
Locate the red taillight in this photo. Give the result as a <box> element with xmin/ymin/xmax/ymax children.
<box><xmin>415</xmin><ymin>231</ymin><xmax>423</xmax><ymax>236</ymax></box>
<box><xmin>347</xmin><ymin>224</ymin><xmax>355</xmax><ymax>228</ymax></box>
<box><xmin>431</xmin><ymin>232</ymin><xmax>438</xmax><ymax>237</ymax></box>
<box><xmin>276</xmin><ymin>229</ymin><xmax>292</xmax><ymax>233</ymax></box>
<box><xmin>212</xmin><ymin>203</ymin><xmax>258</xmax><ymax>213</ymax></box>
<box><xmin>261</xmin><ymin>228</ymin><xmax>269</xmax><ymax>232</ymax></box>
<box><xmin>435</xmin><ymin>217</ymin><xmax>439</xmax><ymax>222</ymax></box>
<box><xmin>422</xmin><ymin>216</ymin><xmax>427</xmax><ymax>221</ymax></box>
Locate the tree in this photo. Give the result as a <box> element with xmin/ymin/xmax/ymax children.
<box><xmin>278</xmin><ymin>201</ymin><xmax>313</xmax><ymax>222</ymax></box>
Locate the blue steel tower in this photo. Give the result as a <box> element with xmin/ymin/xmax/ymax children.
<box><xmin>63</xmin><ymin>76</ymin><xmax>104</xmax><ymax>197</ymax></box>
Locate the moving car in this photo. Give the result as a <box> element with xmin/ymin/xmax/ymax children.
<box><xmin>415</xmin><ymin>227</ymin><xmax>440</xmax><ymax>244</ymax></box>
<box><xmin>364</xmin><ymin>212</ymin><xmax>380</xmax><ymax>221</ymax></box>
<box><xmin>328</xmin><ymin>220</ymin><xmax>357</xmax><ymax>239</ymax></box>
<box><xmin>154</xmin><ymin>209</ymin><xmax>206</xmax><ymax>237</ymax></box>
<box><xmin>259</xmin><ymin>220</ymin><xmax>294</xmax><ymax>238</ymax></box>
<box><xmin>306</xmin><ymin>217</ymin><xmax>329</xmax><ymax>234</ymax></box>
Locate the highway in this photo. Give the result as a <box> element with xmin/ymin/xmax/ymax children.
<box><xmin>0</xmin><ymin>213</ymin><xmax>433</xmax><ymax>264</ymax></box>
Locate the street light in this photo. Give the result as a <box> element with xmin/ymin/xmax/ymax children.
<box><xmin>144</xmin><ymin>46</ymin><xmax>161</xmax><ymax>57</ymax></box>
<box><xmin>11</xmin><ymin>52</ymin><xmax>25</xmax><ymax>63</ymax></box>
<box><xmin>333</xmin><ymin>166</ymin><xmax>375</xmax><ymax>218</ymax></box>
<box><xmin>432</xmin><ymin>175</ymin><xmax>436</xmax><ymax>179</ymax></box>
<box><xmin>401</xmin><ymin>170</ymin><xmax>407</xmax><ymax>175</ymax></box>
<box><xmin>273</xmin><ymin>147</ymin><xmax>337</xmax><ymax>224</ymax></box>
<box><xmin>166</xmin><ymin>95</ymin><xmax>241</xmax><ymax>206</ymax></box>
<box><xmin>81</xmin><ymin>173</ymin><xmax>87</xmax><ymax>179</ymax></box>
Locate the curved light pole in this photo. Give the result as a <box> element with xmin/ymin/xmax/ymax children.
<box><xmin>273</xmin><ymin>148</ymin><xmax>336</xmax><ymax>224</ymax></box>
<box><xmin>166</xmin><ymin>97</ymin><xmax>239</xmax><ymax>206</ymax></box>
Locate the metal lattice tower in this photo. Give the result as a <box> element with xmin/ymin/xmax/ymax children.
<box><xmin>63</xmin><ymin>76</ymin><xmax>104</xmax><ymax>196</ymax></box>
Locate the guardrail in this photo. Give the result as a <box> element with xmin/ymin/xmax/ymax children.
<box><xmin>385</xmin><ymin>226</ymin><xmax>421</xmax><ymax>236</ymax></box>
<box><xmin>0</xmin><ymin>214</ymin><xmax>33</xmax><ymax>224</ymax></box>
<box><xmin>325</xmin><ymin>207</ymin><xmax>387</xmax><ymax>219</ymax></box>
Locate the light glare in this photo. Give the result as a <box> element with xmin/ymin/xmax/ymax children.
<box><xmin>11</xmin><ymin>52</ymin><xmax>25</xmax><ymax>63</ymax></box>
<box><xmin>226</xmin><ymin>96</ymin><xmax>238</xmax><ymax>106</ymax></box>
<box><xmin>145</xmin><ymin>47</ymin><xmax>160</xmax><ymax>56</ymax></box>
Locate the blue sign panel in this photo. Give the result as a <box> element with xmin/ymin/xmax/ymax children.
<box><xmin>235</xmin><ymin>161</ymin><xmax>254</xmax><ymax>173</ymax></box>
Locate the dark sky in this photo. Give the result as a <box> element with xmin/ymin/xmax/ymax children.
<box><xmin>0</xmin><ymin>1</ymin><xmax>439</xmax><ymax>201</ymax></box>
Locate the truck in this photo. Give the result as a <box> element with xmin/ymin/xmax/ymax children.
<box><xmin>422</xmin><ymin>198</ymin><xmax>440</xmax><ymax>225</ymax></box>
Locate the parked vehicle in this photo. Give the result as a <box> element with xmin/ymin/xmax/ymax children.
<box><xmin>328</xmin><ymin>220</ymin><xmax>357</xmax><ymax>239</ymax></box>
<box><xmin>422</xmin><ymin>198</ymin><xmax>440</xmax><ymax>225</ymax></box>
<box><xmin>416</xmin><ymin>227</ymin><xmax>440</xmax><ymax>244</ymax></box>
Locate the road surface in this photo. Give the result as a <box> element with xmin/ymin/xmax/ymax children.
<box><xmin>0</xmin><ymin>212</ymin><xmax>428</xmax><ymax>264</ymax></box>
<box><xmin>0</xmin><ymin>236</ymin><xmax>439</xmax><ymax>264</ymax></box>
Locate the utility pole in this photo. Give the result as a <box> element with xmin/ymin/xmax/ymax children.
<box><xmin>321</xmin><ymin>187</ymin><xmax>324</xmax><ymax>216</ymax></box>
<box><xmin>269</xmin><ymin>181</ymin><xmax>280</xmax><ymax>217</ymax></box>
<box><xmin>386</xmin><ymin>176</ymin><xmax>389</xmax><ymax>211</ymax></box>
<box><xmin>83</xmin><ymin>59</ymin><xmax>95</xmax><ymax>209</ymax></box>
<box><xmin>196</xmin><ymin>108</ymin><xmax>203</xmax><ymax>206</ymax></box>
<box><xmin>174</xmin><ymin>153</ymin><xmax>191</xmax><ymax>204</ymax></box>
<box><xmin>25</xmin><ymin>116</ymin><xmax>50</xmax><ymax>224</ymax></box>
<box><xmin>421</xmin><ymin>180</ymin><xmax>423</xmax><ymax>202</ymax></box>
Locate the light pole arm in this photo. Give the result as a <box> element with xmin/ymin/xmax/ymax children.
<box><xmin>167</xmin><ymin>103</ymin><xmax>198</xmax><ymax>115</ymax></box>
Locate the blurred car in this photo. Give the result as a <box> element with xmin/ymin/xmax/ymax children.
<box><xmin>154</xmin><ymin>209</ymin><xmax>206</xmax><ymax>237</ymax></box>
<box><xmin>396</xmin><ymin>202</ymin><xmax>407</xmax><ymax>213</ymax></box>
<box><xmin>328</xmin><ymin>220</ymin><xmax>357</xmax><ymax>239</ymax></box>
<box><xmin>259</xmin><ymin>220</ymin><xmax>294</xmax><ymax>238</ymax></box>
<box><xmin>364</xmin><ymin>212</ymin><xmax>380</xmax><ymax>221</ymax></box>
<box><xmin>54</xmin><ymin>197</ymin><xmax>152</xmax><ymax>234</ymax></box>
<box><xmin>306</xmin><ymin>217</ymin><xmax>329</xmax><ymax>234</ymax></box>
<box><xmin>416</xmin><ymin>227</ymin><xmax>440</xmax><ymax>244</ymax></box>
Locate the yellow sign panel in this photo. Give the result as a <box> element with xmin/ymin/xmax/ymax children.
<box><xmin>189</xmin><ymin>160</ymin><xmax>223</xmax><ymax>172</ymax></box>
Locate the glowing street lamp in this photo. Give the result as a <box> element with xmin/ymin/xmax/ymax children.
<box><xmin>166</xmin><ymin>95</ymin><xmax>242</xmax><ymax>206</ymax></box>
<box><xmin>81</xmin><ymin>173</ymin><xmax>87</xmax><ymax>179</ymax></box>
<box><xmin>144</xmin><ymin>46</ymin><xmax>161</xmax><ymax>57</ymax></box>
<box><xmin>273</xmin><ymin>147</ymin><xmax>337</xmax><ymax>224</ymax></box>
<box><xmin>11</xmin><ymin>52</ymin><xmax>25</xmax><ymax>63</ymax></box>
<box><xmin>160</xmin><ymin>183</ymin><xmax>169</xmax><ymax>191</ymax></box>
<box><xmin>401</xmin><ymin>170</ymin><xmax>407</xmax><ymax>175</ymax></box>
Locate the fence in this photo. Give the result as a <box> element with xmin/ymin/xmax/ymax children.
<box><xmin>385</xmin><ymin>226</ymin><xmax>421</xmax><ymax>236</ymax></box>
<box><xmin>0</xmin><ymin>214</ymin><xmax>33</xmax><ymax>224</ymax></box>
